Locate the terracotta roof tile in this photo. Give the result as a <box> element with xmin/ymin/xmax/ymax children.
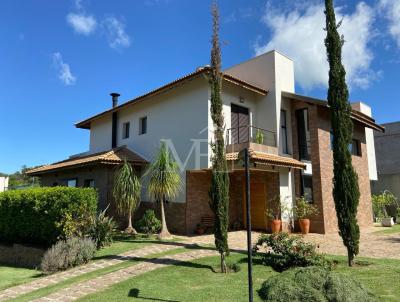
<box><xmin>27</xmin><ymin>146</ymin><xmax>147</xmax><ymax>175</ymax></box>
<box><xmin>226</xmin><ymin>149</ymin><xmax>306</xmax><ymax>169</ymax></box>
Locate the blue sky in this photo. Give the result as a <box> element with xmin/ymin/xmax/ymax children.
<box><xmin>1</xmin><ymin>0</ymin><xmax>399</xmax><ymax>174</ymax></box>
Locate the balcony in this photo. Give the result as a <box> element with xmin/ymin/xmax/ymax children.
<box><xmin>226</xmin><ymin>125</ymin><xmax>278</xmax><ymax>155</ymax></box>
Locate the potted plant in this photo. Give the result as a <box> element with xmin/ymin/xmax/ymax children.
<box><xmin>372</xmin><ymin>191</ymin><xmax>397</xmax><ymax>227</ymax></box>
<box><xmin>265</xmin><ymin>195</ymin><xmax>287</xmax><ymax>233</ymax></box>
<box><xmin>255</xmin><ymin>129</ymin><xmax>264</xmax><ymax>144</ymax></box>
<box><xmin>294</xmin><ymin>196</ymin><xmax>319</xmax><ymax>235</ymax></box>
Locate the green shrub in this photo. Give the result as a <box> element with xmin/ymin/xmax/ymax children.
<box><xmin>255</xmin><ymin>232</ymin><xmax>332</xmax><ymax>272</ymax></box>
<box><xmin>0</xmin><ymin>187</ymin><xmax>97</xmax><ymax>245</ymax></box>
<box><xmin>40</xmin><ymin>237</ymin><xmax>96</xmax><ymax>274</ymax></box>
<box><xmin>90</xmin><ymin>206</ymin><xmax>117</xmax><ymax>249</ymax></box>
<box><xmin>135</xmin><ymin>210</ymin><xmax>161</xmax><ymax>235</ymax></box>
<box><xmin>258</xmin><ymin>266</ymin><xmax>375</xmax><ymax>302</ymax></box>
<box><xmin>227</xmin><ymin>262</ymin><xmax>241</xmax><ymax>273</ymax></box>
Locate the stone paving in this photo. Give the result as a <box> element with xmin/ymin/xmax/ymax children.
<box><xmin>0</xmin><ymin>243</ymin><xmax>180</xmax><ymax>302</ymax></box>
<box><xmin>183</xmin><ymin>228</ymin><xmax>400</xmax><ymax>259</ymax></box>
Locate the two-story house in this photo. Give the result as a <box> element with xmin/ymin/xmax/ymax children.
<box><xmin>28</xmin><ymin>50</ymin><xmax>384</xmax><ymax>234</ymax></box>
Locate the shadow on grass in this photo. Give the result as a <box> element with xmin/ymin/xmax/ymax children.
<box><xmin>128</xmin><ymin>288</ymin><xmax>180</xmax><ymax>301</ymax></box>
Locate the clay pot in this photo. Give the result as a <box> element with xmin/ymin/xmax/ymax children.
<box><xmin>271</xmin><ymin>219</ymin><xmax>281</xmax><ymax>233</ymax></box>
<box><xmin>299</xmin><ymin>218</ymin><xmax>310</xmax><ymax>235</ymax></box>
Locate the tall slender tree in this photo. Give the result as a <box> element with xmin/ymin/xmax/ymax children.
<box><xmin>324</xmin><ymin>0</ymin><xmax>360</xmax><ymax>266</ymax></box>
<box><xmin>113</xmin><ymin>160</ymin><xmax>141</xmax><ymax>234</ymax></box>
<box><xmin>145</xmin><ymin>142</ymin><xmax>181</xmax><ymax>239</ymax></box>
<box><xmin>209</xmin><ymin>2</ymin><xmax>230</xmax><ymax>273</ymax></box>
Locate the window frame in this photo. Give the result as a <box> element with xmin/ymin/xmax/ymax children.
<box><xmin>66</xmin><ymin>178</ymin><xmax>78</xmax><ymax>187</ymax></box>
<box><xmin>300</xmin><ymin>173</ymin><xmax>314</xmax><ymax>203</ymax></box>
<box><xmin>139</xmin><ymin>116</ymin><xmax>147</xmax><ymax>135</ymax></box>
<box><xmin>84</xmin><ymin>179</ymin><xmax>95</xmax><ymax>188</ymax></box>
<box><xmin>122</xmin><ymin>122</ymin><xmax>130</xmax><ymax>139</ymax></box>
<box><xmin>281</xmin><ymin>109</ymin><xmax>289</xmax><ymax>154</ymax></box>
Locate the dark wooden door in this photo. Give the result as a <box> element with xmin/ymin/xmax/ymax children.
<box><xmin>231</xmin><ymin>104</ymin><xmax>249</xmax><ymax>144</ymax></box>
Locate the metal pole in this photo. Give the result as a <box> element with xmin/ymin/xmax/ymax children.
<box><xmin>244</xmin><ymin>148</ymin><xmax>253</xmax><ymax>302</ymax></box>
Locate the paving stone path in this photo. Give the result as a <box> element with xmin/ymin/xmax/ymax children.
<box><xmin>0</xmin><ymin>243</ymin><xmax>180</xmax><ymax>302</ymax></box>
<box><xmin>31</xmin><ymin>248</ymin><xmax>218</xmax><ymax>302</ymax></box>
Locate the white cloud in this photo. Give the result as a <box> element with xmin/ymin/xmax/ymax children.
<box><xmin>103</xmin><ymin>17</ymin><xmax>131</xmax><ymax>49</ymax></box>
<box><xmin>67</xmin><ymin>13</ymin><xmax>97</xmax><ymax>35</ymax></box>
<box><xmin>255</xmin><ymin>1</ymin><xmax>376</xmax><ymax>90</ymax></box>
<box><xmin>52</xmin><ymin>52</ymin><xmax>76</xmax><ymax>86</ymax></box>
<box><xmin>379</xmin><ymin>0</ymin><xmax>400</xmax><ymax>48</ymax></box>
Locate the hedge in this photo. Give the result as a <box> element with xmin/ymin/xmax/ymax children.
<box><xmin>0</xmin><ymin>187</ymin><xmax>97</xmax><ymax>246</ymax></box>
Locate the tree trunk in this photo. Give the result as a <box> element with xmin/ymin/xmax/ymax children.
<box><xmin>125</xmin><ymin>212</ymin><xmax>137</xmax><ymax>235</ymax></box>
<box><xmin>158</xmin><ymin>197</ymin><xmax>171</xmax><ymax>239</ymax></box>
<box><xmin>220</xmin><ymin>252</ymin><xmax>227</xmax><ymax>273</ymax></box>
<box><xmin>348</xmin><ymin>250</ymin><xmax>354</xmax><ymax>267</ymax></box>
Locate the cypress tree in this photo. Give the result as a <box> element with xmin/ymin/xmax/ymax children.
<box><xmin>324</xmin><ymin>0</ymin><xmax>360</xmax><ymax>266</ymax></box>
<box><xmin>209</xmin><ymin>1</ymin><xmax>230</xmax><ymax>273</ymax></box>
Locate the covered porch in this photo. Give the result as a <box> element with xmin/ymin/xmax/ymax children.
<box><xmin>185</xmin><ymin>149</ymin><xmax>305</xmax><ymax>235</ymax></box>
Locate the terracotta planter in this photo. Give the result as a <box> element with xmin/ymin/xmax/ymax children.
<box><xmin>271</xmin><ymin>219</ymin><xmax>281</xmax><ymax>233</ymax></box>
<box><xmin>299</xmin><ymin>218</ymin><xmax>310</xmax><ymax>235</ymax></box>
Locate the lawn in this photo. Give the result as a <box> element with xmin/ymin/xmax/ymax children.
<box><xmin>79</xmin><ymin>253</ymin><xmax>400</xmax><ymax>302</ymax></box>
<box><xmin>0</xmin><ymin>265</ymin><xmax>42</xmax><ymax>291</ymax></box>
<box><xmin>374</xmin><ymin>224</ymin><xmax>400</xmax><ymax>235</ymax></box>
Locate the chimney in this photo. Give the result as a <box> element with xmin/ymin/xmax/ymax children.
<box><xmin>110</xmin><ymin>92</ymin><xmax>120</xmax><ymax>108</ymax></box>
<box><xmin>110</xmin><ymin>93</ymin><xmax>120</xmax><ymax>148</ymax></box>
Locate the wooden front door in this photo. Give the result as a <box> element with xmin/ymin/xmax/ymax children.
<box><xmin>243</xmin><ymin>181</ymin><xmax>267</xmax><ymax>231</ymax></box>
<box><xmin>231</xmin><ymin>104</ymin><xmax>249</xmax><ymax>144</ymax></box>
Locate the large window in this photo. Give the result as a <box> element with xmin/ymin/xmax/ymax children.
<box><xmin>139</xmin><ymin>116</ymin><xmax>147</xmax><ymax>135</ymax></box>
<box><xmin>67</xmin><ymin>178</ymin><xmax>77</xmax><ymax>187</ymax></box>
<box><xmin>281</xmin><ymin>110</ymin><xmax>289</xmax><ymax>154</ymax></box>
<box><xmin>296</xmin><ymin>108</ymin><xmax>311</xmax><ymax>161</ymax></box>
<box><xmin>300</xmin><ymin>174</ymin><xmax>313</xmax><ymax>203</ymax></box>
<box><xmin>122</xmin><ymin>122</ymin><xmax>130</xmax><ymax>139</ymax></box>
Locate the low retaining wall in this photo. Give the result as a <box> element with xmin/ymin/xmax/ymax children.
<box><xmin>0</xmin><ymin>243</ymin><xmax>45</xmax><ymax>268</ymax></box>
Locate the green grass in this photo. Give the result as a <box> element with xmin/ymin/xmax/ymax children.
<box><xmin>373</xmin><ymin>224</ymin><xmax>400</xmax><ymax>235</ymax></box>
<box><xmin>0</xmin><ymin>265</ymin><xmax>42</xmax><ymax>291</ymax></box>
<box><xmin>79</xmin><ymin>253</ymin><xmax>400</xmax><ymax>302</ymax></box>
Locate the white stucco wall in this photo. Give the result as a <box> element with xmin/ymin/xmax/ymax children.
<box><xmin>351</xmin><ymin>102</ymin><xmax>378</xmax><ymax>181</ymax></box>
<box><xmin>0</xmin><ymin>177</ymin><xmax>9</xmax><ymax>192</ymax></box>
<box><xmin>89</xmin><ymin>77</ymin><xmax>210</xmax><ymax>202</ymax></box>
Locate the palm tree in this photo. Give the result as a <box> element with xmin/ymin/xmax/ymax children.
<box><xmin>113</xmin><ymin>160</ymin><xmax>141</xmax><ymax>234</ymax></box>
<box><xmin>145</xmin><ymin>142</ymin><xmax>181</xmax><ymax>239</ymax></box>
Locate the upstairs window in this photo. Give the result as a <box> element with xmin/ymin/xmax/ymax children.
<box><xmin>296</xmin><ymin>108</ymin><xmax>311</xmax><ymax>161</ymax></box>
<box><xmin>350</xmin><ymin>139</ymin><xmax>362</xmax><ymax>156</ymax></box>
<box><xmin>281</xmin><ymin>110</ymin><xmax>289</xmax><ymax>154</ymax></box>
<box><xmin>139</xmin><ymin>116</ymin><xmax>147</xmax><ymax>135</ymax></box>
<box><xmin>122</xmin><ymin>122</ymin><xmax>130</xmax><ymax>139</ymax></box>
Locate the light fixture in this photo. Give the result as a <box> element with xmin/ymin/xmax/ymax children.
<box><xmin>239</xmin><ymin>96</ymin><xmax>245</xmax><ymax>103</ymax></box>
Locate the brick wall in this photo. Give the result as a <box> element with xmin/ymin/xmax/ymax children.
<box><xmin>290</xmin><ymin>99</ymin><xmax>373</xmax><ymax>234</ymax></box>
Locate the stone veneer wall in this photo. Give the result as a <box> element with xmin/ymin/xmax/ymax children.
<box><xmin>290</xmin><ymin>100</ymin><xmax>373</xmax><ymax>234</ymax></box>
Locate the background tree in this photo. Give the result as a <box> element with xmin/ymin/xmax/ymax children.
<box><xmin>324</xmin><ymin>0</ymin><xmax>360</xmax><ymax>266</ymax></box>
<box><xmin>146</xmin><ymin>142</ymin><xmax>181</xmax><ymax>239</ymax></box>
<box><xmin>209</xmin><ymin>2</ymin><xmax>230</xmax><ymax>273</ymax></box>
<box><xmin>113</xmin><ymin>160</ymin><xmax>141</xmax><ymax>234</ymax></box>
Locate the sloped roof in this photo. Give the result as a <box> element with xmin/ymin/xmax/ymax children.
<box><xmin>226</xmin><ymin>149</ymin><xmax>306</xmax><ymax>169</ymax></box>
<box><xmin>27</xmin><ymin>146</ymin><xmax>147</xmax><ymax>175</ymax></box>
<box><xmin>282</xmin><ymin>91</ymin><xmax>385</xmax><ymax>132</ymax></box>
<box><xmin>75</xmin><ymin>67</ymin><xmax>268</xmax><ymax>129</ymax></box>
